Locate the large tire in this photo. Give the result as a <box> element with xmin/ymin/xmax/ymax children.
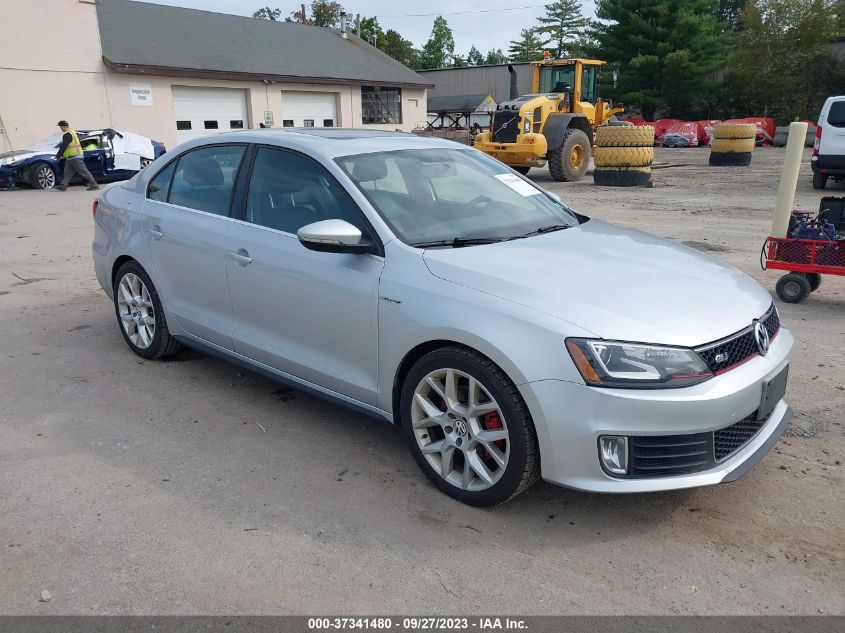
<box><xmin>28</xmin><ymin>162</ymin><xmax>56</xmax><ymax>189</ymax></box>
<box><xmin>775</xmin><ymin>273</ymin><xmax>811</xmax><ymax>304</ymax></box>
<box><xmin>593</xmin><ymin>167</ymin><xmax>652</xmax><ymax>187</ymax></box>
<box><xmin>548</xmin><ymin>128</ymin><xmax>591</xmax><ymax>182</ymax></box>
<box><xmin>712</xmin><ymin>123</ymin><xmax>757</xmax><ymax>139</ymax></box>
<box><xmin>812</xmin><ymin>171</ymin><xmax>827</xmax><ymax>190</ymax></box>
<box><xmin>400</xmin><ymin>346</ymin><xmax>540</xmax><ymax>506</ymax></box>
<box><xmin>710</xmin><ymin>137</ymin><xmax>756</xmax><ymax>153</ymax></box>
<box><xmin>511</xmin><ymin>166</ymin><xmax>531</xmax><ymax>175</ymax></box>
<box><xmin>593</xmin><ymin>146</ymin><xmax>654</xmax><ymax>168</ymax></box>
<box><xmin>806</xmin><ymin>273</ymin><xmax>822</xmax><ymax>292</ymax></box>
<box><xmin>595</xmin><ymin>125</ymin><xmax>655</xmax><ymax>147</ymax></box>
<box><xmin>709</xmin><ymin>151</ymin><xmax>752</xmax><ymax>166</ymax></box>
<box><xmin>113</xmin><ymin>261</ymin><xmax>182</xmax><ymax>360</ymax></box>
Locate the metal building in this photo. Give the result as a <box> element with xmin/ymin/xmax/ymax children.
<box><xmin>417</xmin><ymin>64</ymin><xmax>533</xmax><ymax>104</ymax></box>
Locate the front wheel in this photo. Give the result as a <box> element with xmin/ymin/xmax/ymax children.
<box><xmin>812</xmin><ymin>171</ymin><xmax>827</xmax><ymax>190</ymax></box>
<box><xmin>29</xmin><ymin>163</ymin><xmax>56</xmax><ymax>189</ymax></box>
<box><xmin>548</xmin><ymin>128</ymin><xmax>591</xmax><ymax>182</ymax></box>
<box><xmin>400</xmin><ymin>347</ymin><xmax>540</xmax><ymax>506</ymax></box>
<box><xmin>776</xmin><ymin>272</ymin><xmax>811</xmax><ymax>303</ymax></box>
<box><xmin>511</xmin><ymin>166</ymin><xmax>531</xmax><ymax>175</ymax></box>
<box><xmin>113</xmin><ymin>261</ymin><xmax>182</xmax><ymax>359</ymax></box>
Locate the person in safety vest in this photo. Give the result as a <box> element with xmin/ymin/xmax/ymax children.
<box><xmin>54</xmin><ymin>120</ymin><xmax>98</xmax><ymax>191</ymax></box>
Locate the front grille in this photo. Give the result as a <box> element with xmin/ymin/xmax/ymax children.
<box><xmin>695</xmin><ymin>305</ymin><xmax>780</xmax><ymax>374</ymax></box>
<box><xmin>628</xmin><ymin>412</ymin><xmax>769</xmax><ymax>477</ymax></box>
<box><xmin>491</xmin><ymin>112</ymin><xmax>520</xmax><ymax>143</ymax></box>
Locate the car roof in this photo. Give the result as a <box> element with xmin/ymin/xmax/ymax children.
<box><xmin>173</xmin><ymin>128</ymin><xmax>469</xmax><ymax>160</ymax></box>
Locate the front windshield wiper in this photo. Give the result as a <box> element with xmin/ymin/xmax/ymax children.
<box><xmin>507</xmin><ymin>224</ymin><xmax>571</xmax><ymax>240</ymax></box>
<box><xmin>410</xmin><ymin>237</ymin><xmax>506</xmax><ymax>249</ymax></box>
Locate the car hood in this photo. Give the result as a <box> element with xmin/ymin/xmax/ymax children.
<box><xmin>0</xmin><ymin>150</ymin><xmax>52</xmax><ymax>167</ymax></box>
<box><xmin>422</xmin><ymin>219</ymin><xmax>773</xmax><ymax>347</ymax></box>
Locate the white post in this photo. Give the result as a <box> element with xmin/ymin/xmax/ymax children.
<box><xmin>771</xmin><ymin>121</ymin><xmax>808</xmax><ymax>238</ymax></box>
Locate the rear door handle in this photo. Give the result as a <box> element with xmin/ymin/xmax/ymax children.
<box><xmin>148</xmin><ymin>225</ymin><xmax>163</xmax><ymax>240</ymax></box>
<box><xmin>229</xmin><ymin>248</ymin><xmax>252</xmax><ymax>265</ymax></box>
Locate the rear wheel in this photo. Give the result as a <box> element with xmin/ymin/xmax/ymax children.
<box><xmin>511</xmin><ymin>166</ymin><xmax>531</xmax><ymax>175</ymax></box>
<box><xmin>806</xmin><ymin>273</ymin><xmax>822</xmax><ymax>292</ymax></box>
<box><xmin>29</xmin><ymin>163</ymin><xmax>56</xmax><ymax>189</ymax></box>
<box><xmin>776</xmin><ymin>273</ymin><xmax>811</xmax><ymax>303</ymax></box>
<box><xmin>140</xmin><ymin>157</ymin><xmax>154</xmax><ymax>169</ymax></box>
<box><xmin>812</xmin><ymin>171</ymin><xmax>827</xmax><ymax>190</ymax></box>
<box><xmin>400</xmin><ymin>347</ymin><xmax>540</xmax><ymax>506</ymax></box>
<box><xmin>548</xmin><ymin>128</ymin><xmax>590</xmax><ymax>182</ymax></box>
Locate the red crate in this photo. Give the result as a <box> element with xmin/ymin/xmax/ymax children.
<box><xmin>765</xmin><ymin>236</ymin><xmax>845</xmax><ymax>276</ymax></box>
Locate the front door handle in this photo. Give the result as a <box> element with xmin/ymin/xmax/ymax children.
<box><xmin>148</xmin><ymin>225</ymin><xmax>163</xmax><ymax>240</ymax></box>
<box><xmin>229</xmin><ymin>248</ymin><xmax>252</xmax><ymax>265</ymax></box>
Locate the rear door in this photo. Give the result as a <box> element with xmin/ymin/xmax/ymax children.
<box><xmin>819</xmin><ymin>98</ymin><xmax>845</xmax><ymax>157</ymax></box>
<box><xmin>141</xmin><ymin>144</ymin><xmax>247</xmax><ymax>348</ymax></box>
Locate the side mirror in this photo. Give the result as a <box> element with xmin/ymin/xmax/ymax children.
<box><xmin>297</xmin><ymin>219</ymin><xmax>374</xmax><ymax>254</ymax></box>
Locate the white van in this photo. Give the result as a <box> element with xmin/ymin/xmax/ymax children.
<box><xmin>812</xmin><ymin>95</ymin><xmax>845</xmax><ymax>189</ymax></box>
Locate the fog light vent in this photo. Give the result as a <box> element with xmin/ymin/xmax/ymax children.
<box><xmin>599</xmin><ymin>436</ymin><xmax>628</xmax><ymax>475</ymax></box>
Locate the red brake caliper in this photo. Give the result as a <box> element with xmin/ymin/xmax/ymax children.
<box><xmin>481</xmin><ymin>411</ymin><xmax>506</xmax><ymax>459</ymax></box>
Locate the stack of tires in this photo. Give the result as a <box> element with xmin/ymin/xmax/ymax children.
<box><xmin>593</xmin><ymin>126</ymin><xmax>655</xmax><ymax>187</ymax></box>
<box><xmin>709</xmin><ymin>123</ymin><xmax>756</xmax><ymax>166</ymax></box>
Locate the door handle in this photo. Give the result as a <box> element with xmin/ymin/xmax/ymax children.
<box><xmin>148</xmin><ymin>225</ymin><xmax>163</xmax><ymax>240</ymax></box>
<box><xmin>229</xmin><ymin>248</ymin><xmax>252</xmax><ymax>265</ymax></box>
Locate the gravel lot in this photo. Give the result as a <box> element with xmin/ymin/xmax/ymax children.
<box><xmin>0</xmin><ymin>147</ymin><xmax>842</xmax><ymax>615</ymax></box>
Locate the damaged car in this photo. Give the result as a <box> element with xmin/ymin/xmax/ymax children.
<box><xmin>0</xmin><ymin>128</ymin><xmax>165</xmax><ymax>190</ymax></box>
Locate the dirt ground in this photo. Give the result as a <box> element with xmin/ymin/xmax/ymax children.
<box><xmin>0</xmin><ymin>147</ymin><xmax>842</xmax><ymax>615</ymax></box>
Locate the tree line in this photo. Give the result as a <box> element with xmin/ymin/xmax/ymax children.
<box><xmin>254</xmin><ymin>0</ymin><xmax>845</xmax><ymax>123</ymax></box>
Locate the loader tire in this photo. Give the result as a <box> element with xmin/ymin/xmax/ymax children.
<box><xmin>710</xmin><ymin>137</ymin><xmax>756</xmax><ymax>153</ymax></box>
<box><xmin>548</xmin><ymin>128</ymin><xmax>591</xmax><ymax>182</ymax></box>
<box><xmin>712</xmin><ymin>123</ymin><xmax>756</xmax><ymax>139</ymax></box>
<box><xmin>593</xmin><ymin>167</ymin><xmax>652</xmax><ymax>187</ymax></box>
<box><xmin>709</xmin><ymin>151</ymin><xmax>752</xmax><ymax>166</ymax></box>
<box><xmin>595</xmin><ymin>125</ymin><xmax>655</xmax><ymax>147</ymax></box>
<box><xmin>593</xmin><ymin>146</ymin><xmax>654</xmax><ymax>168</ymax></box>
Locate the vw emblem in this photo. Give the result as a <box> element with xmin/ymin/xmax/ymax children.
<box><xmin>754</xmin><ymin>321</ymin><xmax>770</xmax><ymax>356</ymax></box>
<box><xmin>454</xmin><ymin>419</ymin><xmax>468</xmax><ymax>436</ymax></box>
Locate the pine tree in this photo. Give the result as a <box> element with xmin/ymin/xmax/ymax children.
<box><xmin>420</xmin><ymin>16</ymin><xmax>455</xmax><ymax>68</ymax></box>
<box><xmin>593</xmin><ymin>0</ymin><xmax>730</xmax><ymax>119</ymax></box>
<box><xmin>467</xmin><ymin>45</ymin><xmax>484</xmax><ymax>65</ymax></box>
<box><xmin>380</xmin><ymin>29</ymin><xmax>420</xmax><ymax>69</ymax></box>
<box><xmin>508</xmin><ymin>29</ymin><xmax>546</xmax><ymax>62</ymax></box>
<box><xmin>253</xmin><ymin>6</ymin><xmax>282</xmax><ymax>20</ymax></box>
<box><xmin>484</xmin><ymin>49</ymin><xmax>508</xmax><ymax>65</ymax></box>
<box><xmin>536</xmin><ymin>1</ymin><xmax>588</xmax><ymax>58</ymax></box>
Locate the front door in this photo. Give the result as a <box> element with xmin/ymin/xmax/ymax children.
<box><xmin>141</xmin><ymin>144</ymin><xmax>247</xmax><ymax>348</ymax></box>
<box><xmin>226</xmin><ymin>146</ymin><xmax>383</xmax><ymax>404</ymax></box>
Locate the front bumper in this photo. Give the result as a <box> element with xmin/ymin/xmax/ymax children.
<box><xmin>520</xmin><ymin>327</ymin><xmax>793</xmax><ymax>492</ymax></box>
<box><xmin>0</xmin><ymin>166</ymin><xmax>18</xmax><ymax>190</ymax></box>
<box><xmin>474</xmin><ymin>132</ymin><xmax>549</xmax><ymax>167</ymax></box>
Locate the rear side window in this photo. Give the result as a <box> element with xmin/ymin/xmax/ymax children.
<box><xmin>148</xmin><ymin>161</ymin><xmax>176</xmax><ymax>202</ymax></box>
<box><xmin>165</xmin><ymin>145</ymin><xmax>246</xmax><ymax>216</ymax></box>
<box><xmin>827</xmin><ymin>101</ymin><xmax>845</xmax><ymax>128</ymax></box>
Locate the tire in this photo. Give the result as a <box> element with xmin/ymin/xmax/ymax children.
<box><xmin>548</xmin><ymin>128</ymin><xmax>591</xmax><ymax>182</ymax></box>
<box><xmin>593</xmin><ymin>167</ymin><xmax>652</xmax><ymax>187</ymax></box>
<box><xmin>595</xmin><ymin>125</ymin><xmax>655</xmax><ymax>147</ymax></box>
<box><xmin>511</xmin><ymin>166</ymin><xmax>531</xmax><ymax>175</ymax></box>
<box><xmin>400</xmin><ymin>346</ymin><xmax>540</xmax><ymax>506</ymax></box>
<box><xmin>113</xmin><ymin>261</ymin><xmax>182</xmax><ymax>359</ymax></box>
<box><xmin>776</xmin><ymin>273</ymin><xmax>811</xmax><ymax>304</ymax></box>
<box><xmin>29</xmin><ymin>162</ymin><xmax>56</xmax><ymax>189</ymax></box>
<box><xmin>812</xmin><ymin>171</ymin><xmax>827</xmax><ymax>190</ymax></box>
<box><xmin>140</xmin><ymin>157</ymin><xmax>154</xmax><ymax>169</ymax></box>
<box><xmin>712</xmin><ymin>123</ymin><xmax>757</xmax><ymax>139</ymax></box>
<box><xmin>593</xmin><ymin>146</ymin><xmax>654</xmax><ymax>168</ymax></box>
<box><xmin>709</xmin><ymin>151</ymin><xmax>752</xmax><ymax>166</ymax></box>
<box><xmin>806</xmin><ymin>273</ymin><xmax>822</xmax><ymax>292</ymax></box>
<box><xmin>710</xmin><ymin>137</ymin><xmax>756</xmax><ymax>153</ymax></box>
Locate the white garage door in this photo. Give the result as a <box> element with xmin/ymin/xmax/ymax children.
<box><xmin>281</xmin><ymin>91</ymin><xmax>338</xmax><ymax>128</ymax></box>
<box><xmin>172</xmin><ymin>86</ymin><xmax>248</xmax><ymax>144</ymax></box>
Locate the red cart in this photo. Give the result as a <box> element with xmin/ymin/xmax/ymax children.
<box><xmin>764</xmin><ymin>234</ymin><xmax>845</xmax><ymax>302</ymax></box>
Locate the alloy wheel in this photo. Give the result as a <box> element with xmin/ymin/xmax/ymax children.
<box><xmin>117</xmin><ymin>273</ymin><xmax>155</xmax><ymax>349</ymax></box>
<box><xmin>36</xmin><ymin>165</ymin><xmax>55</xmax><ymax>189</ymax></box>
<box><xmin>140</xmin><ymin>158</ymin><xmax>153</xmax><ymax>169</ymax></box>
<box><xmin>411</xmin><ymin>368</ymin><xmax>510</xmax><ymax>491</ymax></box>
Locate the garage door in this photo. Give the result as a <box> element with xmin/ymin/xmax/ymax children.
<box><xmin>281</xmin><ymin>91</ymin><xmax>337</xmax><ymax>128</ymax></box>
<box><xmin>172</xmin><ymin>86</ymin><xmax>248</xmax><ymax>144</ymax></box>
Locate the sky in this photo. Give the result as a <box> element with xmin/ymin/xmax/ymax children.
<box><xmin>142</xmin><ymin>0</ymin><xmax>597</xmax><ymax>55</ymax></box>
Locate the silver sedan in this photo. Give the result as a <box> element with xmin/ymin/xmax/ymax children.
<box><xmin>92</xmin><ymin>129</ymin><xmax>792</xmax><ymax>506</ymax></box>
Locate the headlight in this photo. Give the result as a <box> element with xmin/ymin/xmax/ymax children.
<box><xmin>565</xmin><ymin>338</ymin><xmax>713</xmax><ymax>388</ymax></box>
<box><xmin>523</xmin><ymin>117</ymin><xmax>531</xmax><ymax>133</ymax></box>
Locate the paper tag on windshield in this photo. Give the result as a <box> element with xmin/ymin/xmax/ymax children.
<box><xmin>495</xmin><ymin>173</ymin><xmax>541</xmax><ymax>197</ymax></box>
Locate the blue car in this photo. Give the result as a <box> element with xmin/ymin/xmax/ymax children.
<box><xmin>0</xmin><ymin>128</ymin><xmax>166</xmax><ymax>190</ymax></box>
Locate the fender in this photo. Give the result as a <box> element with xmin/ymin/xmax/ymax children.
<box><xmin>542</xmin><ymin>113</ymin><xmax>593</xmax><ymax>151</ymax></box>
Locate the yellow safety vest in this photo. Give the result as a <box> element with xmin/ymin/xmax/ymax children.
<box><xmin>63</xmin><ymin>129</ymin><xmax>84</xmax><ymax>159</ymax></box>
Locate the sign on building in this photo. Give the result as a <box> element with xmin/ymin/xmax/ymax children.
<box><xmin>130</xmin><ymin>84</ymin><xmax>154</xmax><ymax>106</ymax></box>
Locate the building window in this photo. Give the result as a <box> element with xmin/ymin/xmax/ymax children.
<box><xmin>283</xmin><ymin>120</ymin><xmax>294</xmax><ymax>127</ymax></box>
<box><xmin>303</xmin><ymin>119</ymin><xmax>315</xmax><ymax>128</ymax></box>
<box><xmin>362</xmin><ymin>86</ymin><xmax>402</xmax><ymax>124</ymax></box>
<box><xmin>230</xmin><ymin>120</ymin><xmax>244</xmax><ymax>129</ymax></box>
<box><xmin>204</xmin><ymin>120</ymin><xmax>219</xmax><ymax>129</ymax></box>
<box><xmin>176</xmin><ymin>120</ymin><xmax>192</xmax><ymax>130</ymax></box>
<box><xmin>323</xmin><ymin>119</ymin><xmax>334</xmax><ymax>127</ymax></box>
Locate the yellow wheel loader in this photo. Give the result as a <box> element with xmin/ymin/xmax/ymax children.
<box><xmin>474</xmin><ymin>57</ymin><xmax>625</xmax><ymax>181</ymax></box>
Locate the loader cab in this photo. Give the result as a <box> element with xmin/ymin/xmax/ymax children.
<box><xmin>533</xmin><ymin>59</ymin><xmax>603</xmax><ymax>115</ymax></box>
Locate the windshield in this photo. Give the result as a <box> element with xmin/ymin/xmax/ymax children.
<box><xmin>337</xmin><ymin>148</ymin><xmax>581</xmax><ymax>246</ymax></box>
<box><xmin>539</xmin><ymin>66</ymin><xmax>575</xmax><ymax>93</ymax></box>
